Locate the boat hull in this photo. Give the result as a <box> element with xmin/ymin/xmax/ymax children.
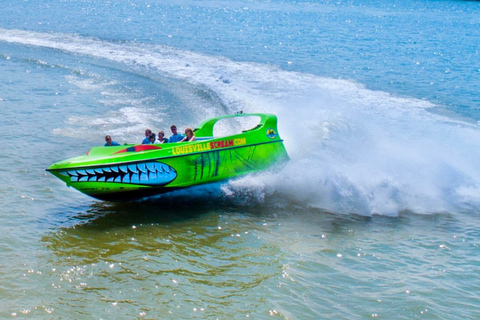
<box><xmin>49</xmin><ymin>140</ymin><xmax>288</xmax><ymax>201</ymax></box>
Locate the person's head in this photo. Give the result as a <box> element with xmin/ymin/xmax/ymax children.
<box><xmin>170</xmin><ymin>125</ymin><xmax>178</xmax><ymax>134</ymax></box>
<box><xmin>145</xmin><ymin>129</ymin><xmax>152</xmax><ymax>137</ymax></box>
<box><xmin>105</xmin><ymin>135</ymin><xmax>112</xmax><ymax>144</ymax></box>
<box><xmin>185</xmin><ymin>127</ymin><xmax>194</xmax><ymax>137</ymax></box>
<box><xmin>158</xmin><ymin>131</ymin><xmax>165</xmax><ymax>139</ymax></box>
<box><xmin>148</xmin><ymin>133</ymin><xmax>156</xmax><ymax>142</ymax></box>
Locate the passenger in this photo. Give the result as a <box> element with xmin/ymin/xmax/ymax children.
<box><xmin>168</xmin><ymin>125</ymin><xmax>184</xmax><ymax>143</ymax></box>
<box><xmin>157</xmin><ymin>131</ymin><xmax>169</xmax><ymax>144</ymax></box>
<box><xmin>142</xmin><ymin>129</ymin><xmax>152</xmax><ymax>144</ymax></box>
<box><xmin>180</xmin><ymin>127</ymin><xmax>196</xmax><ymax>142</ymax></box>
<box><xmin>104</xmin><ymin>135</ymin><xmax>120</xmax><ymax>146</ymax></box>
<box><xmin>147</xmin><ymin>133</ymin><xmax>158</xmax><ymax>144</ymax></box>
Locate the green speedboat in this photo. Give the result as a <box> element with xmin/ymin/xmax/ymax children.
<box><xmin>47</xmin><ymin>113</ymin><xmax>289</xmax><ymax>201</ymax></box>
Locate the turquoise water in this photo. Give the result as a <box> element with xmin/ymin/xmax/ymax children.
<box><xmin>1</xmin><ymin>0</ymin><xmax>480</xmax><ymax>318</ymax></box>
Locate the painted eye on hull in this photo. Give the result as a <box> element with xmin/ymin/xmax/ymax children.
<box><xmin>62</xmin><ymin>161</ymin><xmax>177</xmax><ymax>186</ymax></box>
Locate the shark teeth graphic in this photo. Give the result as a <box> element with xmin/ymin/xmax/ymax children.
<box><xmin>61</xmin><ymin>161</ymin><xmax>177</xmax><ymax>186</ymax></box>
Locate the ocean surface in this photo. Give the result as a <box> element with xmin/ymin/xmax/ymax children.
<box><xmin>1</xmin><ymin>0</ymin><xmax>480</xmax><ymax>318</ymax></box>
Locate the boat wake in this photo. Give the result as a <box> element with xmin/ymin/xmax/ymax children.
<box><xmin>2</xmin><ymin>28</ymin><xmax>480</xmax><ymax>215</ymax></box>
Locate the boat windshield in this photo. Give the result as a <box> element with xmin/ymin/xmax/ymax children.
<box><xmin>212</xmin><ymin>116</ymin><xmax>261</xmax><ymax>138</ymax></box>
